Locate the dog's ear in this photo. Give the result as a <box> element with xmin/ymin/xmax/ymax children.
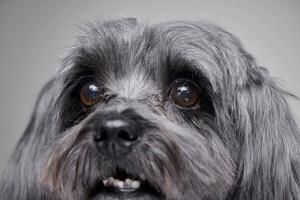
<box><xmin>0</xmin><ymin>78</ymin><xmax>58</xmax><ymax>199</ymax></box>
<box><xmin>232</xmin><ymin>65</ymin><xmax>300</xmax><ymax>199</ymax></box>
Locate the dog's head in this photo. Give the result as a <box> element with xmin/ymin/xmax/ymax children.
<box><xmin>1</xmin><ymin>19</ymin><xmax>300</xmax><ymax>200</ymax></box>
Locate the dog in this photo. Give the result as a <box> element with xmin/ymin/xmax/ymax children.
<box><xmin>1</xmin><ymin>18</ymin><xmax>299</xmax><ymax>200</ymax></box>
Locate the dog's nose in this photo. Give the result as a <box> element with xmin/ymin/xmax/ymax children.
<box><xmin>93</xmin><ymin>119</ymin><xmax>139</xmax><ymax>158</ymax></box>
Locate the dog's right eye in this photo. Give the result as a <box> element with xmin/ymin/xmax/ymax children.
<box><xmin>80</xmin><ymin>82</ymin><xmax>103</xmax><ymax>106</ymax></box>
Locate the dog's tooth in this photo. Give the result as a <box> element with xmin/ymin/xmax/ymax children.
<box><xmin>125</xmin><ymin>178</ymin><xmax>133</xmax><ymax>184</ymax></box>
<box><xmin>103</xmin><ymin>179</ymin><xmax>108</xmax><ymax>186</ymax></box>
<box><xmin>113</xmin><ymin>180</ymin><xmax>124</xmax><ymax>188</ymax></box>
<box><xmin>124</xmin><ymin>179</ymin><xmax>132</xmax><ymax>189</ymax></box>
<box><xmin>104</xmin><ymin>177</ymin><xmax>114</xmax><ymax>187</ymax></box>
<box><xmin>131</xmin><ymin>181</ymin><xmax>141</xmax><ymax>189</ymax></box>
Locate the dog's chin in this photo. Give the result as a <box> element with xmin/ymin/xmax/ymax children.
<box><xmin>88</xmin><ymin>167</ymin><xmax>162</xmax><ymax>200</ymax></box>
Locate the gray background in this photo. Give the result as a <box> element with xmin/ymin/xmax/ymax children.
<box><xmin>0</xmin><ymin>0</ymin><xmax>299</xmax><ymax>174</ymax></box>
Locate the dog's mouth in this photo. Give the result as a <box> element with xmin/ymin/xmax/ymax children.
<box><xmin>102</xmin><ymin>176</ymin><xmax>141</xmax><ymax>193</ymax></box>
<box><xmin>89</xmin><ymin>167</ymin><xmax>162</xmax><ymax>199</ymax></box>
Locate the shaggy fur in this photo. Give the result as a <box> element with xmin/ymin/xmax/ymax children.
<box><xmin>1</xmin><ymin>18</ymin><xmax>299</xmax><ymax>200</ymax></box>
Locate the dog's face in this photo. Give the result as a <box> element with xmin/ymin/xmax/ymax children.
<box><xmin>1</xmin><ymin>18</ymin><xmax>300</xmax><ymax>200</ymax></box>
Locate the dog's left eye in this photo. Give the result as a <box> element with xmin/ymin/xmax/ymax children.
<box><xmin>80</xmin><ymin>82</ymin><xmax>103</xmax><ymax>106</ymax></box>
<box><xmin>169</xmin><ymin>79</ymin><xmax>201</xmax><ymax>108</ymax></box>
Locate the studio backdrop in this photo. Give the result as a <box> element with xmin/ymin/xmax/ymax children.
<box><xmin>0</xmin><ymin>0</ymin><xmax>299</xmax><ymax>175</ymax></box>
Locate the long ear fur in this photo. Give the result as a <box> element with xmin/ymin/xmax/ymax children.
<box><xmin>232</xmin><ymin>65</ymin><xmax>300</xmax><ymax>200</ymax></box>
<box><xmin>0</xmin><ymin>78</ymin><xmax>59</xmax><ymax>200</ymax></box>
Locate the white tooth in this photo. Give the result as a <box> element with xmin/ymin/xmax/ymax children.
<box><xmin>103</xmin><ymin>179</ymin><xmax>108</xmax><ymax>186</ymax></box>
<box><xmin>113</xmin><ymin>180</ymin><xmax>125</xmax><ymax>188</ymax></box>
<box><xmin>124</xmin><ymin>182</ymin><xmax>131</xmax><ymax>189</ymax></box>
<box><xmin>103</xmin><ymin>177</ymin><xmax>113</xmax><ymax>186</ymax></box>
<box><xmin>125</xmin><ymin>178</ymin><xmax>133</xmax><ymax>184</ymax></box>
<box><xmin>106</xmin><ymin>177</ymin><xmax>115</xmax><ymax>187</ymax></box>
<box><xmin>131</xmin><ymin>181</ymin><xmax>141</xmax><ymax>189</ymax></box>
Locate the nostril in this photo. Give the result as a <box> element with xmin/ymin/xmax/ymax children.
<box><xmin>117</xmin><ymin>129</ymin><xmax>138</xmax><ymax>142</ymax></box>
<box><xmin>94</xmin><ymin>129</ymin><xmax>107</xmax><ymax>142</ymax></box>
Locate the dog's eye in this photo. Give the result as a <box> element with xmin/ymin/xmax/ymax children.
<box><xmin>80</xmin><ymin>82</ymin><xmax>102</xmax><ymax>106</ymax></box>
<box><xmin>169</xmin><ymin>79</ymin><xmax>201</xmax><ymax>108</ymax></box>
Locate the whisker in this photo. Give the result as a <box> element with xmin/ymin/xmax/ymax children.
<box><xmin>81</xmin><ymin>147</ymin><xmax>89</xmax><ymax>190</ymax></box>
<box><xmin>72</xmin><ymin>151</ymin><xmax>81</xmax><ymax>191</ymax></box>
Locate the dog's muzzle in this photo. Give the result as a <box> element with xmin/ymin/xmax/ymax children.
<box><xmin>79</xmin><ymin>109</ymin><xmax>163</xmax><ymax>197</ymax></box>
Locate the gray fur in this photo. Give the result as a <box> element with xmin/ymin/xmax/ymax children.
<box><xmin>1</xmin><ymin>18</ymin><xmax>299</xmax><ymax>200</ymax></box>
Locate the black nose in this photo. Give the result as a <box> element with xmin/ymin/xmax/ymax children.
<box><xmin>93</xmin><ymin>119</ymin><xmax>139</xmax><ymax>158</ymax></box>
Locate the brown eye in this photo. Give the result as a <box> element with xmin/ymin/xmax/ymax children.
<box><xmin>169</xmin><ymin>79</ymin><xmax>201</xmax><ymax>108</ymax></box>
<box><xmin>80</xmin><ymin>82</ymin><xmax>102</xmax><ymax>106</ymax></box>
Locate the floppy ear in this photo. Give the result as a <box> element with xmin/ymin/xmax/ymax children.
<box><xmin>232</xmin><ymin>66</ymin><xmax>300</xmax><ymax>199</ymax></box>
<box><xmin>0</xmin><ymin>78</ymin><xmax>59</xmax><ymax>200</ymax></box>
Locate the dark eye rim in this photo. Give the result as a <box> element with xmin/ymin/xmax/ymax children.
<box><xmin>167</xmin><ymin>79</ymin><xmax>202</xmax><ymax>109</ymax></box>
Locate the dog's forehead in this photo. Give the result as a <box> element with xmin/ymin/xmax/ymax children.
<box><xmin>105</xmin><ymin>68</ymin><xmax>159</xmax><ymax>100</ymax></box>
<box><xmin>62</xmin><ymin>19</ymin><xmax>249</xmax><ymax>98</ymax></box>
